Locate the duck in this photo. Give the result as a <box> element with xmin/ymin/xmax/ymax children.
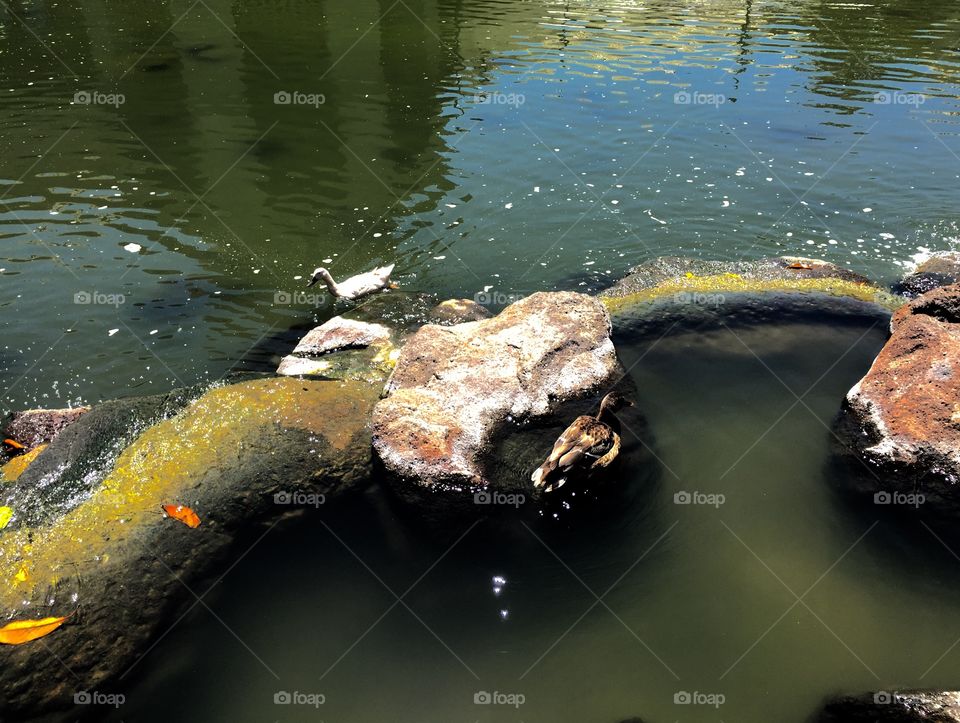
<box><xmin>307</xmin><ymin>263</ymin><xmax>396</xmax><ymax>301</ymax></box>
<box><xmin>531</xmin><ymin>392</ymin><xmax>633</xmax><ymax>493</ymax></box>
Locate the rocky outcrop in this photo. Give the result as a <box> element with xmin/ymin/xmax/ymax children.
<box><xmin>277</xmin><ymin>316</ymin><xmax>396</xmax><ymax>382</ymax></box>
<box><xmin>372</xmin><ymin>292</ymin><xmax>621</xmax><ymax>497</ymax></box>
<box><xmin>819</xmin><ymin>690</ymin><xmax>960</xmax><ymax>722</ymax></box>
<box><xmin>3</xmin><ymin>406</ymin><xmax>90</xmax><ymax>449</ymax></box>
<box><xmin>895</xmin><ymin>252</ymin><xmax>960</xmax><ymax>298</ymax></box>
<box><xmin>0</xmin><ymin>376</ymin><xmax>377</xmax><ymax>720</ymax></box>
<box><xmin>837</xmin><ymin>284</ymin><xmax>960</xmax><ymax>515</ymax></box>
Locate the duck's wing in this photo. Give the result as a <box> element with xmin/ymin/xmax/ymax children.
<box><xmin>532</xmin><ymin>416</ymin><xmax>612</xmax><ymax>488</ymax></box>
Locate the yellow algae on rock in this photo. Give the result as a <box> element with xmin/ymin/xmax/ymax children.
<box><xmin>0</xmin><ymin>377</ymin><xmax>378</xmax><ymax>606</ymax></box>
<box><xmin>1</xmin><ymin>445</ymin><xmax>48</xmax><ymax>482</ymax></box>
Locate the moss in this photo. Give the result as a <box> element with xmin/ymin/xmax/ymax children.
<box><xmin>601</xmin><ymin>273</ymin><xmax>902</xmax><ymax>315</ymax></box>
<box><xmin>1</xmin><ymin>445</ymin><xmax>48</xmax><ymax>483</ymax></box>
<box><xmin>0</xmin><ymin>377</ymin><xmax>378</xmax><ymax>601</ymax></box>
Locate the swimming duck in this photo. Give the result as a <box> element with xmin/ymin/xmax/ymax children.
<box><xmin>307</xmin><ymin>264</ymin><xmax>396</xmax><ymax>301</ymax></box>
<box><xmin>531</xmin><ymin>392</ymin><xmax>633</xmax><ymax>493</ymax></box>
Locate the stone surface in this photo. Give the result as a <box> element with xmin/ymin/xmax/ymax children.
<box><xmin>0</xmin><ymin>376</ymin><xmax>378</xmax><ymax>720</ymax></box>
<box><xmin>293</xmin><ymin>315</ymin><xmax>391</xmax><ymax>355</ymax></box>
<box><xmin>599</xmin><ymin>255</ymin><xmax>894</xmax><ymax>318</ymax></box>
<box><xmin>838</xmin><ymin>283</ymin><xmax>960</xmax><ymax>515</ymax></box>
<box><xmin>819</xmin><ymin>691</ymin><xmax>960</xmax><ymax>722</ymax></box>
<box><xmin>895</xmin><ymin>252</ymin><xmax>960</xmax><ymax>298</ymax></box>
<box><xmin>372</xmin><ymin>291</ymin><xmax>621</xmax><ymax>494</ymax></box>
<box><xmin>2</xmin><ymin>406</ymin><xmax>90</xmax><ymax>449</ymax></box>
<box><xmin>428</xmin><ymin>298</ymin><xmax>492</xmax><ymax>325</ymax></box>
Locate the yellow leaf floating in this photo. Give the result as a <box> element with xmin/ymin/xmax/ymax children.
<box><xmin>0</xmin><ymin>507</ymin><xmax>12</xmax><ymax>530</ymax></box>
<box><xmin>13</xmin><ymin>565</ymin><xmax>28</xmax><ymax>584</ymax></box>
<box><xmin>0</xmin><ymin>614</ymin><xmax>70</xmax><ymax>645</ymax></box>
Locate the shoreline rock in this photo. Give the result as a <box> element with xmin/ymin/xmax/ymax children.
<box><xmin>819</xmin><ymin>690</ymin><xmax>960</xmax><ymax>722</ymax></box>
<box><xmin>372</xmin><ymin>291</ymin><xmax>622</xmax><ymax>501</ymax></box>
<box><xmin>837</xmin><ymin>283</ymin><xmax>960</xmax><ymax>517</ymax></box>
<box><xmin>895</xmin><ymin>252</ymin><xmax>960</xmax><ymax>298</ymax></box>
<box><xmin>2</xmin><ymin>407</ymin><xmax>90</xmax><ymax>451</ymax></box>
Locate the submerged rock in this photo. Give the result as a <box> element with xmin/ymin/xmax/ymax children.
<box><xmin>372</xmin><ymin>292</ymin><xmax>621</xmax><ymax>501</ymax></box>
<box><xmin>428</xmin><ymin>298</ymin><xmax>492</xmax><ymax>325</ymax></box>
<box><xmin>600</xmin><ymin>255</ymin><xmax>894</xmax><ymax>317</ymax></box>
<box><xmin>818</xmin><ymin>690</ymin><xmax>960</xmax><ymax>722</ymax></box>
<box><xmin>0</xmin><ymin>376</ymin><xmax>377</xmax><ymax>720</ymax></box>
<box><xmin>2</xmin><ymin>406</ymin><xmax>90</xmax><ymax>450</ymax></box>
<box><xmin>895</xmin><ymin>252</ymin><xmax>960</xmax><ymax>298</ymax></box>
<box><xmin>837</xmin><ymin>284</ymin><xmax>960</xmax><ymax>516</ymax></box>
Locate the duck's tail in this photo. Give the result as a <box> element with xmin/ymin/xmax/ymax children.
<box><xmin>531</xmin><ymin>460</ymin><xmax>567</xmax><ymax>492</ymax></box>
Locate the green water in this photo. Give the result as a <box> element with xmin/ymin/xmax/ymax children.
<box><xmin>3</xmin><ymin>0</ymin><xmax>960</xmax><ymax>721</ymax></box>
<box><xmin>2</xmin><ymin>0</ymin><xmax>960</xmax><ymax>410</ymax></box>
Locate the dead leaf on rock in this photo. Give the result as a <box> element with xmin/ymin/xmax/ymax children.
<box><xmin>0</xmin><ymin>613</ymin><xmax>72</xmax><ymax>645</ymax></box>
<box><xmin>161</xmin><ymin>504</ymin><xmax>201</xmax><ymax>528</ymax></box>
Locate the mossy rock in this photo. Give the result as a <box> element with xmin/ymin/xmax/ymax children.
<box><xmin>0</xmin><ymin>376</ymin><xmax>378</xmax><ymax>719</ymax></box>
<box><xmin>600</xmin><ymin>256</ymin><xmax>900</xmax><ymax>319</ymax></box>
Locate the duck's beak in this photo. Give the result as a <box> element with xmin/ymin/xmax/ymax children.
<box><xmin>306</xmin><ymin>276</ymin><xmax>318</xmax><ymax>287</ymax></box>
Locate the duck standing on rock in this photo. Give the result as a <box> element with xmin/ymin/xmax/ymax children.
<box><xmin>531</xmin><ymin>393</ymin><xmax>633</xmax><ymax>493</ymax></box>
<box><xmin>307</xmin><ymin>263</ymin><xmax>396</xmax><ymax>301</ymax></box>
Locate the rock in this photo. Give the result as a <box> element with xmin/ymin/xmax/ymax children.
<box><xmin>818</xmin><ymin>690</ymin><xmax>960</xmax><ymax>722</ymax></box>
<box><xmin>292</xmin><ymin>315</ymin><xmax>391</xmax><ymax>355</ymax></box>
<box><xmin>277</xmin><ymin>355</ymin><xmax>336</xmax><ymax>376</ymax></box>
<box><xmin>428</xmin><ymin>298</ymin><xmax>492</xmax><ymax>325</ymax></box>
<box><xmin>837</xmin><ymin>283</ymin><xmax>960</xmax><ymax>516</ymax></box>
<box><xmin>600</xmin><ymin>256</ymin><xmax>893</xmax><ymax>318</ymax></box>
<box><xmin>372</xmin><ymin>291</ymin><xmax>621</xmax><ymax>499</ymax></box>
<box><xmin>2</xmin><ymin>406</ymin><xmax>90</xmax><ymax>449</ymax></box>
<box><xmin>895</xmin><ymin>252</ymin><xmax>960</xmax><ymax>298</ymax></box>
<box><xmin>0</xmin><ymin>376</ymin><xmax>378</xmax><ymax>719</ymax></box>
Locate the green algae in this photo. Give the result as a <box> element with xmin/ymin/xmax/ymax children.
<box><xmin>0</xmin><ymin>377</ymin><xmax>378</xmax><ymax>604</ymax></box>
<box><xmin>601</xmin><ymin>273</ymin><xmax>902</xmax><ymax>316</ymax></box>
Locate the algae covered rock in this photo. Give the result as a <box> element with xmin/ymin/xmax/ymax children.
<box><xmin>836</xmin><ymin>283</ymin><xmax>960</xmax><ymax>517</ymax></box>
<box><xmin>372</xmin><ymin>291</ymin><xmax>621</xmax><ymax>501</ymax></box>
<box><xmin>3</xmin><ymin>406</ymin><xmax>90</xmax><ymax>450</ymax></box>
<box><xmin>0</xmin><ymin>376</ymin><xmax>377</xmax><ymax>720</ymax></box>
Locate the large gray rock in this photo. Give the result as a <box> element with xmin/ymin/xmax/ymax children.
<box><xmin>895</xmin><ymin>252</ymin><xmax>960</xmax><ymax>298</ymax></box>
<box><xmin>292</xmin><ymin>315</ymin><xmax>391</xmax><ymax>355</ymax></box>
<box><xmin>819</xmin><ymin>690</ymin><xmax>960</xmax><ymax>722</ymax></box>
<box><xmin>372</xmin><ymin>291</ymin><xmax>621</xmax><ymax>497</ymax></box>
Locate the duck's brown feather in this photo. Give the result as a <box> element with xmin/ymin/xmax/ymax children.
<box><xmin>531</xmin><ymin>415</ymin><xmax>620</xmax><ymax>490</ymax></box>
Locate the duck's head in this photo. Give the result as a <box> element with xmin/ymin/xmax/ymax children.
<box><xmin>307</xmin><ymin>267</ymin><xmax>330</xmax><ymax>287</ymax></box>
<box><xmin>599</xmin><ymin>392</ymin><xmax>634</xmax><ymax>413</ymax></box>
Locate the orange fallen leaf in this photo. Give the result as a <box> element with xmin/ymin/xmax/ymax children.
<box><xmin>0</xmin><ymin>613</ymin><xmax>71</xmax><ymax>645</ymax></box>
<box><xmin>787</xmin><ymin>262</ymin><xmax>813</xmax><ymax>270</ymax></box>
<box><xmin>162</xmin><ymin>504</ymin><xmax>201</xmax><ymax>528</ymax></box>
<box><xmin>3</xmin><ymin>439</ymin><xmax>26</xmax><ymax>451</ymax></box>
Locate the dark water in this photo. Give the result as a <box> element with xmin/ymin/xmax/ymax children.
<box><xmin>3</xmin><ymin>1</ymin><xmax>960</xmax><ymax>721</ymax></box>
<box><xmin>2</xmin><ymin>0</ymin><xmax>960</xmax><ymax>410</ymax></box>
<box><xmin>105</xmin><ymin>308</ymin><xmax>960</xmax><ymax>723</ymax></box>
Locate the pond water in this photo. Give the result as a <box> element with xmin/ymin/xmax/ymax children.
<box><xmin>3</xmin><ymin>0</ymin><xmax>960</xmax><ymax>721</ymax></box>
<box><xmin>108</xmin><ymin>305</ymin><xmax>960</xmax><ymax>723</ymax></box>
<box><xmin>2</xmin><ymin>0</ymin><xmax>960</xmax><ymax>410</ymax></box>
